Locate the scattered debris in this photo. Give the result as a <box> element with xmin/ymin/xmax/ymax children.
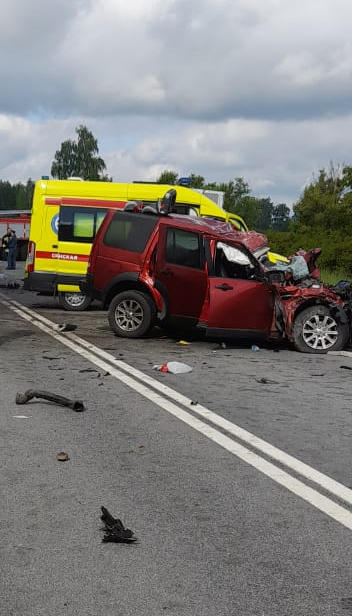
<box><xmin>190</xmin><ymin>400</ymin><xmax>198</xmax><ymax>406</ymax></box>
<box><xmin>79</xmin><ymin>368</ymin><xmax>99</xmax><ymax>373</ymax></box>
<box><xmin>13</xmin><ymin>415</ymin><xmax>31</xmax><ymax>419</ymax></box>
<box><xmin>255</xmin><ymin>377</ymin><xmax>279</xmax><ymax>385</ymax></box>
<box><xmin>138</xmin><ymin>445</ymin><xmax>145</xmax><ymax>450</ymax></box>
<box><xmin>100</xmin><ymin>506</ymin><xmax>137</xmax><ymax>543</ymax></box>
<box><xmin>15</xmin><ymin>389</ymin><xmax>85</xmax><ymax>412</ymax></box>
<box><xmin>54</xmin><ymin>323</ymin><xmax>77</xmax><ymax>333</ymax></box>
<box><xmin>213</xmin><ymin>342</ymin><xmax>227</xmax><ymax>350</ymax></box>
<box><xmin>56</xmin><ymin>452</ymin><xmax>70</xmax><ymax>462</ymax></box>
<box><xmin>340</xmin><ymin>365</ymin><xmax>352</xmax><ymax>371</ymax></box>
<box><xmin>43</xmin><ymin>356</ymin><xmax>62</xmax><ymax>361</ymax></box>
<box><xmin>0</xmin><ymin>273</ymin><xmax>20</xmax><ymax>289</ymax></box>
<box><xmin>311</xmin><ymin>373</ymin><xmax>325</xmax><ymax>376</ymax></box>
<box><xmin>103</xmin><ymin>372</ymin><xmax>110</xmax><ymax>376</ymax></box>
<box><xmin>251</xmin><ymin>345</ymin><xmax>260</xmax><ymax>352</ymax></box>
<box><xmin>177</xmin><ymin>340</ymin><xmax>190</xmax><ymax>346</ymax></box>
<box><xmin>153</xmin><ymin>361</ymin><xmax>193</xmax><ymax>374</ymax></box>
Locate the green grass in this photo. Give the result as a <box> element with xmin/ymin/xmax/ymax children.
<box><xmin>320</xmin><ymin>267</ymin><xmax>350</xmax><ymax>285</ymax></box>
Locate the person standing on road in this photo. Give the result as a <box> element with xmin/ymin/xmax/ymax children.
<box><xmin>6</xmin><ymin>229</ymin><xmax>17</xmax><ymax>270</ymax></box>
<box><xmin>1</xmin><ymin>231</ymin><xmax>10</xmax><ymax>261</ymax></box>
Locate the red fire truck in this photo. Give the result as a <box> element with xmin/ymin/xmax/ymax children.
<box><xmin>0</xmin><ymin>210</ymin><xmax>31</xmax><ymax>260</ymax></box>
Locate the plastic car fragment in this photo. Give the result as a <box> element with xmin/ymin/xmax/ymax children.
<box><xmin>153</xmin><ymin>361</ymin><xmax>193</xmax><ymax>374</ymax></box>
<box><xmin>15</xmin><ymin>389</ymin><xmax>85</xmax><ymax>412</ymax></box>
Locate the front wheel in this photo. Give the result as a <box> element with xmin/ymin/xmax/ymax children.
<box><xmin>292</xmin><ymin>305</ymin><xmax>349</xmax><ymax>353</ymax></box>
<box><xmin>108</xmin><ymin>290</ymin><xmax>156</xmax><ymax>338</ymax></box>
<box><xmin>58</xmin><ymin>291</ymin><xmax>92</xmax><ymax>311</ymax></box>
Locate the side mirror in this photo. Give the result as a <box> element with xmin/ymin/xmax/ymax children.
<box><xmin>158</xmin><ymin>189</ymin><xmax>176</xmax><ymax>215</ymax></box>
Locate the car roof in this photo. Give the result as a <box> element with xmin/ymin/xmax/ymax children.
<box><xmin>159</xmin><ymin>214</ymin><xmax>268</xmax><ymax>253</ymax></box>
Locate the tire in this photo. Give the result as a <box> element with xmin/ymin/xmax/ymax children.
<box><xmin>108</xmin><ymin>290</ymin><xmax>156</xmax><ymax>338</ymax></box>
<box><xmin>58</xmin><ymin>291</ymin><xmax>92</xmax><ymax>311</ymax></box>
<box><xmin>292</xmin><ymin>305</ymin><xmax>349</xmax><ymax>354</ymax></box>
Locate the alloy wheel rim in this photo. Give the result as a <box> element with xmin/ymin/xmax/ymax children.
<box><xmin>64</xmin><ymin>293</ymin><xmax>86</xmax><ymax>307</ymax></box>
<box><xmin>115</xmin><ymin>299</ymin><xmax>144</xmax><ymax>332</ymax></box>
<box><xmin>302</xmin><ymin>314</ymin><xmax>338</xmax><ymax>350</ymax></box>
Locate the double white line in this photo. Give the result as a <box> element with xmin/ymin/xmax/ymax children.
<box><xmin>2</xmin><ymin>295</ymin><xmax>352</xmax><ymax>531</ymax></box>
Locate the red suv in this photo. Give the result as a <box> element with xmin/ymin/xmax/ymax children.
<box><xmin>81</xmin><ymin>192</ymin><xmax>349</xmax><ymax>353</ymax></box>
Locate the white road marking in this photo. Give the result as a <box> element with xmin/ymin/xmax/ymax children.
<box><xmin>6</xmin><ymin>297</ymin><xmax>352</xmax><ymax>509</ymax></box>
<box><xmin>2</xmin><ymin>295</ymin><xmax>352</xmax><ymax>531</ymax></box>
<box><xmin>329</xmin><ymin>350</ymin><xmax>352</xmax><ymax>357</ymax></box>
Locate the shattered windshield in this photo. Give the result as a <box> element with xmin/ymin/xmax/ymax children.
<box><xmin>214</xmin><ymin>242</ymin><xmax>255</xmax><ymax>279</ymax></box>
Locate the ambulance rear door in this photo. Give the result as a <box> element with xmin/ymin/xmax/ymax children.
<box><xmin>33</xmin><ymin>193</ymin><xmax>60</xmax><ymax>277</ymax></box>
<box><xmin>56</xmin><ymin>204</ymin><xmax>108</xmax><ymax>291</ymax></box>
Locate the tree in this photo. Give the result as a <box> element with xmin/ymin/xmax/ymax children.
<box><xmin>26</xmin><ymin>179</ymin><xmax>35</xmax><ymax>209</ymax></box>
<box><xmin>189</xmin><ymin>173</ymin><xmax>205</xmax><ymax>188</ymax></box>
<box><xmin>234</xmin><ymin>195</ymin><xmax>261</xmax><ymax>229</ymax></box>
<box><xmin>257</xmin><ymin>197</ymin><xmax>274</xmax><ymax>230</ymax></box>
<box><xmin>214</xmin><ymin>177</ymin><xmax>250</xmax><ymax>213</ymax></box>
<box><xmin>51</xmin><ymin>125</ymin><xmax>108</xmax><ymax>181</ymax></box>
<box><xmin>15</xmin><ymin>183</ymin><xmax>27</xmax><ymax>209</ymax></box>
<box><xmin>0</xmin><ymin>181</ymin><xmax>16</xmax><ymax>209</ymax></box>
<box><xmin>272</xmin><ymin>203</ymin><xmax>291</xmax><ymax>231</ymax></box>
<box><xmin>293</xmin><ymin>165</ymin><xmax>344</xmax><ymax>229</ymax></box>
<box><xmin>156</xmin><ymin>170</ymin><xmax>178</xmax><ymax>185</ymax></box>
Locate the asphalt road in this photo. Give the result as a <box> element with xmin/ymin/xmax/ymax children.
<box><xmin>1</xmin><ymin>277</ymin><xmax>352</xmax><ymax>615</ymax></box>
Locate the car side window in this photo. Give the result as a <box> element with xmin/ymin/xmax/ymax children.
<box><xmin>166</xmin><ymin>228</ymin><xmax>202</xmax><ymax>269</ymax></box>
<box><xmin>214</xmin><ymin>242</ymin><xmax>255</xmax><ymax>279</ymax></box>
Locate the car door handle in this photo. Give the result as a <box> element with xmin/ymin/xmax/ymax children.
<box><xmin>161</xmin><ymin>268</ymin><xmax>174</xmax><ymax>276</ymax></box>
<box><xmin>52</xmin><ymin>244</ymin><xmax>58</xmax><ymax>248</ymax></box>
<box><xmin>215</xmin><ymin>283</ymin><xmax>233</xmax><ymax>291</ymax></box>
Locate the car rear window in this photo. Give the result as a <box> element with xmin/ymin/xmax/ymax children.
<box><xmin>103</xmin><ymin>211</ymin><xmax>159</xmax><ymax>252</ymax></box>
<box><xmin>59</xmin><ymin>206</ymin><xmax>108</xmax><ymax>243</ymax></box>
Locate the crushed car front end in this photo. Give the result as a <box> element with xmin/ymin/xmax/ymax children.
<box><xmin>264</xmin><ymin>250</ymin><xmax>351</xmax><ymax>353</ymax></box>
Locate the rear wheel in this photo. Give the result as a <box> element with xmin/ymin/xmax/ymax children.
<box><xmin>108</xmin><ymin>290</ymin><xmax>156</xmax><ymax>338</ymax></box>
<box><xmin>292</xmin><ymin>305</ymin><xmax>349</xmax><ymax>353</ymax></box>
<box><xmin>58</xmin><ymin>291</ymin><xmax>92</xmax><ymax>311</ymax></box>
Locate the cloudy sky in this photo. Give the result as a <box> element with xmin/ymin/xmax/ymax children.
<box><xmin>1</xmin><ymin>0</ymin><xmax>351</xmax><ymax>204</ymax></box>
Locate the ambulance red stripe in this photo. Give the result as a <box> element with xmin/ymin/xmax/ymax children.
<box><xmin>45</xmin><ymin>198</ymin><xmax>126</xmax><ymax>208</ymax></box>
<box><xmin>36</xmin><ymin>251</ymin><xmax>89</xmax><ymax>262</ymax></box>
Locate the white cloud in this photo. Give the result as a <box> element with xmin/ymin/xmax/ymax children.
<box><xmin>0</xmin><ymin>0</ymin><xmax>352</xmax><ymax>205</ymax></box>
<box><xmin>1</xmin><ymin>112</ymin><xmax>352</xmax><ymax>205</ymax></box>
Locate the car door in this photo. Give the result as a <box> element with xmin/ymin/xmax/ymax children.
<box><xmin>204</xmin><ymin>241</ymin><xmax>274</xmax><ymax>334</ymax></box>
<box><xmin>155</xmin><ymin>225</ymin><xmax>208</xmax><ymax>318</ymax></box>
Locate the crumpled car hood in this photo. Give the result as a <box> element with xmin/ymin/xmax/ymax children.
<box><xmin>274</xmin><ymin>284</ymin><xmax>346</xmax><ymax>339</ymax></box>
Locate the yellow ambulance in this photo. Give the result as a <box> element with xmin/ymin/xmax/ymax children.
<box><xmin>25</xmin><ymin>178</ymin><xmax>244</xmax><ymax>310</ymax></box>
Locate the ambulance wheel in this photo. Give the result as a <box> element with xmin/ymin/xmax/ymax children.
<box><xmin>108</xmin><ymin>290</ymin><xmax>156</xmax><ymax>337</ymax></box>
<box><xmin>58</xmin><ymin>292</ymin><xmax>92</xmax><ymax>311</ymax></box>
<box><xmin>292</xmin><ymin>305</ymin><xmax>349</xmax><ymax>353</ymax></box>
